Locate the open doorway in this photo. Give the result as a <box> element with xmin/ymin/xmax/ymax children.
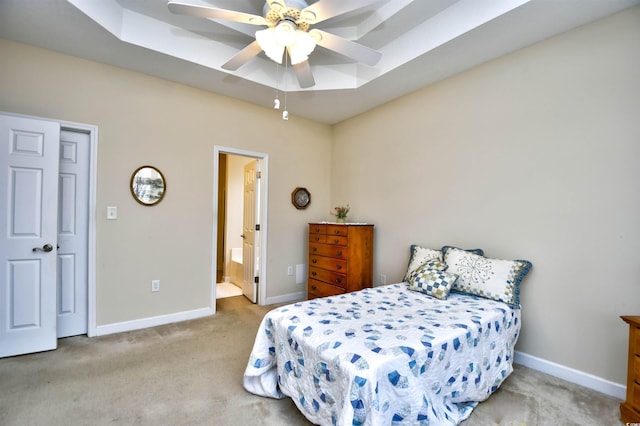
<box><xmin>212</xmin><ymin>146</ymin><xmax>268</xmax><ymax>308</ymax></box>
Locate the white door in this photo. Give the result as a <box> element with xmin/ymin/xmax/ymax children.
<box><xmin>0</xmin><ymin>114</ymin><xmax>60</xmax><ymax>358</ymax></box>
<box><xmin>57</xmin><ymin>130</ymin><xmax>89</xmax><ymax>337</ymax></box>
<box><xmin>242</xmin><ymin>160</ymin><xmax>258</xmax><ymax>303</ymax></box>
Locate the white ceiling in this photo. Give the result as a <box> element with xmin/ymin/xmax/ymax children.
<box><xmin>1</xmin><ymin>0</ymin><xmax>638</xmax><ymax>124</ymax></box>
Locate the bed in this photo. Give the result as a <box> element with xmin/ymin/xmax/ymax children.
<box><xmin>243</xmin><ymin>246</ymin><xmax>531</xmax><ymax>425</ymax></box>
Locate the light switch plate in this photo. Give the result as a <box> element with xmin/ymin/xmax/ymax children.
<box><xmin>107</xmin><ymin>206</ymin><xmax>117</xmax><ymax>220</ymax></box>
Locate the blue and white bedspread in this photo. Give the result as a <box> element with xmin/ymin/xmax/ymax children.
<box><xmin>243</xmin><ymin>284</ymin><xmax>521</xmax><ymax>425</ymax></box>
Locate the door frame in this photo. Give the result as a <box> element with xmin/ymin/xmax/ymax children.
<box><xmin>2</xmin><ymin>111</ymin><xmax>98</xmax><ymax>337</ymax></box>
<box><xmin>212</xmin><ymin>146</ymin><xmax>268</xmax><ymax>310</ymax></box>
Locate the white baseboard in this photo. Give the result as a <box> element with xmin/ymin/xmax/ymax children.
<box><xmin>514</xmin><ymin>350</ymin><xmax>626</xmax><ymax>400</ymax></box>
<box><xmin>95</xmin><ymin>306</ymin><xmax>213</xmax><ymax>336</ymax></box>
<box><xmin>264</xmin><ymin>291</ymin><xmax>306</xmax><ymax>306</ymax></box>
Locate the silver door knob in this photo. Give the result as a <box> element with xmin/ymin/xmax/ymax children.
<box><xmin>33</xmin><ymin>244</ymin><xmax>54</xmax><ymax>253</ymax></box>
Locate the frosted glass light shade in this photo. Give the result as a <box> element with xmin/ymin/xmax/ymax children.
<box><xmin>288</xmin><ymin>31</ymin><xmax>316</xmax><ymax>64</ymax></box>
<box><xmin>256</xmin><ymin>21</ymin><xmax>316</xmax><ymax>65</ymax></box>
<box><xmin>274</xmin><ymin>20</ymin><xmax>297</xmax><ymax>46</ymax></box>
<box><xmin>256</xmin><ymin>28</ymin><xmax>284</xmax><ymax>63</ymax></box>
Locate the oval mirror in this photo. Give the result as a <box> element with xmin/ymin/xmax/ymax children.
<box><xmin>130</xmin><ymin>165</ymin><xmax>166</xmax><ymax>206</ymax></box>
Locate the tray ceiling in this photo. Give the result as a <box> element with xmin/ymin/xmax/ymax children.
<box><xmin>0</xmin><ymin>0</ymin><xmax>637</xmax><ymax>124</ymax></box>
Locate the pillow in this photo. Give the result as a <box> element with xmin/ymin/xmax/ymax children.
<box><xmin>441</xmin><ymin>245</ymin><xmax>484</xmax><ymax>257</ymax></box>
<box><xmin>407</xmin><ymin>263</ymin><xmax>459</xmax><ymax>300</ymax></box>
<box><xmin>405</xmin><ymin>257</ymin><xmax>447</xmax><ymax>283</ymax></box>
<box><xmin>403</xmin><ymin>245</ymin><xmax>442</xmax><ymax>281</ymax></box>
<box><xmin>444</xmin><ymin>247</ymin><xmax>532</xmax><ymax>308</ymax></box>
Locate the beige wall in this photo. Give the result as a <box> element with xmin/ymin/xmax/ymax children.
<box><xmin>0</xmin><ymin>38</ymin><xmax>331</xmax><ymax>325</ymax></box>
<box><xmin>332</xmin><ymin>7</ymin><xmax>640</xmax><ymax>385</ymax></box>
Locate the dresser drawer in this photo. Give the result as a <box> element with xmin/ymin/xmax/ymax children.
<box><xmin>309</xmin><ymin>255</ymin><xmax>347</xmax><ymax>273</ymax></box>
<box><xmin>326</xmin><ymin>235</ymin><xmax>348</xmax><ymax>246</ymax></box>
<box><xmin>309</xmin><ymin>266</ymin><xmax>347</xmax><ymax>289</ymax></box>
<box><xmin>309</xmin><ymin>224</ymin><xmax>327</xmax><ymax>235</ymax></box>
<box><xmin>308</xmin><ymin>279</ymin><xmax>345</xmax><ymax>298</ymax></box>
<box><xmin>326</xmin><ymin>225</ymin><xmax>348</xmax><ymax>237</ymax></box>
<box><xmin>309</xmin><ymin>243</ymin><xmax>347</xmax><ymax>259</ymax></box>
<box><xmin>309</xmin><ymin>233</ymin><xmax>327</xmax><ymax>243</ymax></box>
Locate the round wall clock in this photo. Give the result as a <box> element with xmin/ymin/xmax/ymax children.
<box><xmin>292</xmin><ymin>187</ymin><xmax>311</xmax><ymax>209</ymax></box>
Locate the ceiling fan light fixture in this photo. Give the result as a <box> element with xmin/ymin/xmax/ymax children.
<box><xmin>257</xmin><ymin>20</ymin><xmax>316</xmax><ymax>66</ymax></box>
<box><xmin>256</xmin><ymin>28</ymin><xmax>284</xmax><ymax>63</ymax></box>
<box><xmin>274</xmin><ymin>20</ymin><xmax>297</xmax><ymax>46</ymax></box>
<box><xmin>288</xmin><ymin>31</ymin><xmax>316</xmax><ymax>65</ymax></box>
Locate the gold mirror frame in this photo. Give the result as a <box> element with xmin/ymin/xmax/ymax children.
<box><xmin>130</xmin><ymin>165</ymin><xmax>166</xmax><ymax>206</ymax></box>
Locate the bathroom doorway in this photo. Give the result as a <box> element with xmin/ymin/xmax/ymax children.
<box><xmin>213</xmin><ymin>147</ymin><xmax>268</xmax><ymax>306</ymax></box>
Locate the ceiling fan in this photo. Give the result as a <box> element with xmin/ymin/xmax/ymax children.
<box><xmin>168</xmin><ymin>0</ymin><xmax>383</xmax><ymax>88</ymax></box>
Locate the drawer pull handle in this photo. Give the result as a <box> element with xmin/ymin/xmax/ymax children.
<box><xmin>336</xmin><ymin>265</ymin><xmax>342</xmax><ymax>270</ymax></box>
<box><xmin>335</xmin><ymin>279</ymin><xmax>342</xmax><ymax>284</ymax></box>
<box><xmin>312</xmin><ymin>271</ymin><xmax>317</xmax><ymax>276</ymax></box>
<box><xmin>334</xmin><ymin>230</ymin><xmax>340</xmax><ymax>234</ymax></box>
<box><xmin>314</xmin><ymin>228</ymin><xmax>320</xmax><ymax>232</ymax></box>
<box><xmin>312</xmin><ymin>259</ymin><xmax>317</xmax><ymax>264</ymax></box>
<box><xmin>333</xmin><ymin>239</ymin><xmax>339</xmax><ymax>244</ymax></box>
<box><xmin>314</xmin><ymin>237</ymin><xmax>319</xmax><ymax>241</ymax></box>
<box><xmin>336</xmin><ymin>250</ymin><xmax>342</xmax><ymax>256</ymax></box>
<box><xmin>312</xmin><ymin>247</ymin><xmax>317</xmax><ymax>252</ymax></box>
<box><xmin>311</xmin><ymin>285</ymin><xmax>317</xmax><ymax>291</ymax></box>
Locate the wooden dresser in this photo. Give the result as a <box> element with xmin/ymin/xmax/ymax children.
<box><xmin>621</xmin><ymin>316</ymin><xmax>640</xmax><ymax>423</ymax></box>
<box><xmin>307</xmin><ymin>223</ymin><xmax>374</xmax><ymax>299</ymax></box>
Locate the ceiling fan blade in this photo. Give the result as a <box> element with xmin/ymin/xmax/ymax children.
<box><xmin>221</xmin><ymin>41</ymin><xmax>263</xmax><ymax>71</ymax></box>
<box><xmin>310</xmin><ymin>29</ymin><xmax>381</xmax><ymax>66</ymax></box>
<box><xmin>293</xmin><ymin>61</ymin><xmax>315</xmax><ymax>88</ymax></box>
<box><xmin>265</xmin><ymin>0</ymin><xmax>287</xmax><ymax>14</ymax></box>
<box><xmin>301</xmin><ymin>0</ymin><xmax>383</xmax><ymax>25</ymax></box>
<box><xmin>168</xmin><ymin>1</ymin><xmax>267</xmax><ymax>26</ymax></box>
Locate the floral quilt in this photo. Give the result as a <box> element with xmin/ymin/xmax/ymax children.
<box><xmin>243</xmin><ymin>284</ymin><xmax>521</xmax><ymax>425</ymax></box>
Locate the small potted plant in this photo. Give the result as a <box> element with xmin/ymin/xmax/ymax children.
<box><xmin>332</xmin><ymin>204</ymin><xmax>350</xmax><ymax>223</ymax></box>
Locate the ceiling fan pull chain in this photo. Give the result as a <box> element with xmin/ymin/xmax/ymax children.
<box><xmin>274</xmin><ymin>63</ymin><xmax>280</xmax><ymax>109</ymax></box>
<box><xmin>283</xmin><ymin>53</ymin><xmax>289</xmax><ymax>120</ymax></box>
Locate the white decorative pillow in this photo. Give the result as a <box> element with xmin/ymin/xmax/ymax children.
<box><xmin>405</xmin><ymin>258</ymin><xmax>447</xmax><ymax>283</ymax></box>
<box><xmin>441</xmin><ymin>246</ymin><xmax>484</xmax><ymax>257</ymax></box>
<box><xmin>403</xmin><ymin>245</ymin><xmax>442</xmax><ymax>281</ymax></box>
<box><xmin>407</xmin><ymin>264</ymin><xmax>458</xmax><ymax>300</ymax></box>
<box><xmin>444</xmin><ymin>247</ymin><xmax>532</xmax><ymax>308</ymax></box>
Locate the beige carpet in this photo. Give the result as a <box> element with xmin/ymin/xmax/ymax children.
<box><xmin>0</xmin><ymin>296</ymin><xmax>623</xmax><ymax>425</ymax></box>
